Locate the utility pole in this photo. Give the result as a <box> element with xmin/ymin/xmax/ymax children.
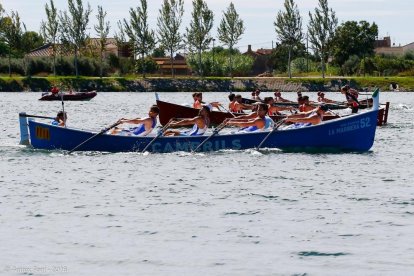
<box><xmin>306</xmin><ymin>32</ymin><xmax>309</xmax><ymax>73</ymax></box>
<box><xmin>212</xmin><ymin>38</ymin><xmax>215</xmax><ymax>75</ymax></box>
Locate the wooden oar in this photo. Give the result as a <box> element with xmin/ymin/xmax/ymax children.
<box><xmin>19</xmin><ymin>114</ymin><xmax>55</xmax><ymax>120</ymax></box>
<box><xmin>218</xmin><ymin>104</ymin><xmax>237</xmax><ymax>118</ymax></box>
<box><xmin>141</xmin><ymin>118</ymin><xmax>175</xmax><ymax>153</ymax></box>
<box><xmin>68</xmin><ymin>121</ymin><xmax>121</xmax><ymax>154</ymax></box>
<box><xmin>256</xmin><ymin>118</ymin><xmax>287</xmax><ymax>150</ymax></box>
<box><xmin>192</xmin><ymin>120</ymin><xmax>228</xmax><ymax>153</ymax></box>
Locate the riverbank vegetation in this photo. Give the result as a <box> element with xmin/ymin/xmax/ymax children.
<box><xmin>0</xmin><ymin>0</ymin><xmax>413</xmax><ymax>82</ymax></box>
<box><xmin>1</xmin><ymin>76</ymin><xmax>413</xmax><ymax>92</ymax></box>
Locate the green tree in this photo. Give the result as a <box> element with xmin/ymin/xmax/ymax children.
<box><xmin>21</xmin><ymin>31</ymin><xmax>44</xmax><ymax>53</ymax></box>
<box><xmin>187</xmin><ymin>49</ymin><xmax>253</xmax><ymax>77</ymax></box>
<box><xmin>332</xmin><ymin>20</ymin><xmax>378</xmax><ymax>74</ymax></box>
<box><xmin>40</xmin><ymin>0</ymin><xmax>59</xmax><ymax>76</ymax></box>
<box><xmin>124</xmin><ymin>0</ymin><xmax>156</xmax><ymax>78</ymax></box>
<box><xmin>59</xmin><ymin>0</ymin><xmax>92</xmax><ymax>77</ymax></box>
<box><xmin>94</xmin><ymin>5</ymin><xmax>110</xmax><ymax>78</ymax></box>
<box><xmin>308</xmin><ymin>0</ymin><xmax>337</xmax><ymax>78</ymax></box>
<box><xmin>274</xmin><ymin>0</ymin><xmax>303</xmax><ymax>78</ymax></box>
<box><xmin>217</xmin><ymin>2</ymin><xmax>245</xmax><ymax>78</ymax></box>
<box><xmin>1</xmin><ymin>11</ymin><xmax>25</xmax><ymax>76</ymax></box>
<box><xmin>341</xmin><ymin>55</ymin><xmax>360</xmax><ymax>75</ymax></box>
<box><xmin>185</xmin><ymin>0</ymin><xmax>214</xmax><ymax>77</ymax></box>
<box><xmin>270</xmin><ymin>41</ymin><xmax>306</xmax><ymax>74</ymax></box>
<box><xmin>157</xmin><ymin>0</ymin><xmax>184</xmax><ymax>78</ymax></box>
<box><xmin>113</xmin><ymin>20</ymin><xmax>128</xmax><ymax>75</ymax></box>
<box><xmin>0</xmin><ymin>4</ymin><xmax>9</xmax><ymax>56</ymax></box>
<box><xmin>152</xmin><ymin>46</ymin><xmax>166</xmax><ymax>57</ymax></box>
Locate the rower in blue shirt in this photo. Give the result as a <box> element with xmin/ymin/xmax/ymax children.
<box><xmin>164</xmin><ymin>105</ymin><xmax>211</xmax><ymax>136</ymax></box>
<box><xmin>111</xmin><ymin>105</ymin><xmax>160</xmax><ymax>136</ymax></box>
<box><xmin>225</xmin><ymin>103</ymin><xmax>269</xmax><ymax>132</ymax></box>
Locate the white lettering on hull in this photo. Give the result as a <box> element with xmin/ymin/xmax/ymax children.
<box><xmin>328</xmin><ymin>118</ymin><xmax>372</xmax><ymax>136</ymax></box>
<box><xmin>150</xmin><ymin>139</ymin><xmax>242</xmax><ymax>152</ymax></box>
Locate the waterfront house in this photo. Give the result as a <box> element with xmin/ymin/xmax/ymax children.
<box><xmin>243</xmin><ymin>45</ymin><xmax>274</xmax><ymax>76</ymax></box>
<box><xmin>374</xmin><ymin>36</ymin><xmax>414</xmax><ymax>56</ymax></box>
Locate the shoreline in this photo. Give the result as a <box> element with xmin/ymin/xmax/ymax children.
<box><xmin>0</xmin><ymin>76</ymin><xmax>413</xmax><ymax>92</ymax></box>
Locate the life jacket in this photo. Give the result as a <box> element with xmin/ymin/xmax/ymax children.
<box><xmin>51</xmin><ymin>87</ymin><xmax>59</xmax><ymax>94</ymax></box>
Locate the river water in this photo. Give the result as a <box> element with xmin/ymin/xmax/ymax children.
<box><xmin>0</xmin><ymin>91</ymin><xmax>413</xmax><ymax>275</ymax></box>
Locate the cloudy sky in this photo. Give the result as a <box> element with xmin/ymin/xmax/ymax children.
<box><xmin>1</xmin><ymin>0</ymin><xmax>412</xmax><ymax>51</ymax></box>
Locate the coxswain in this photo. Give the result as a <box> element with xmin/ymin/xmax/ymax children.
<box><xmin>341</xmin><ymin>85</ymin><xmax>359</xmax><ymax>113</ymax></box>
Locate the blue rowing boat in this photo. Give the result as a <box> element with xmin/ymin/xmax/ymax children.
<box><xmin>19</xmin><ymin>90</ymin><xmax>381</xmax><ymax>153</ymax></box>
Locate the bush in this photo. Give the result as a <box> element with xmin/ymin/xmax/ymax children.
<box><xmin>291</xmin><ymin>58</ymin><xmax>308</xmax><ymax>73</ymax></box>
<box><xmin>0</xmin><ymin>58</ymin><xmax>25</xmax><ymax>75</ymax></box>
<box><xmin>341</xmin><ymin>55</ymin><xmax>361</xmax><ymax>75</ymax></box>
<box><xmin>135</xmin><ymin>58</ymin><xmax>159</xmax><ymax>74</ymax></box>
<box><xmin>187</xmin><ymin>51</ymin><xmax>254</xmax><ymax>77</ymax></box>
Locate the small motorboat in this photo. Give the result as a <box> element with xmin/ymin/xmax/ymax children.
<box><xmin>39</xmin><ymin>91</ymin><xmax>97</xmax><ymax>101</ymax></box>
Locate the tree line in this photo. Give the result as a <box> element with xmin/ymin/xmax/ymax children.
<box><xmin>0</xmin><ymin>0</ymin><xmax>413</xmax><ymax>78</ymax></box>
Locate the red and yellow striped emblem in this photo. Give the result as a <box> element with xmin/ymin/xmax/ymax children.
<box><xmin>35</xmin><ymin>126</ymin><xmax>50</xmax><ymax>140</ymax></box>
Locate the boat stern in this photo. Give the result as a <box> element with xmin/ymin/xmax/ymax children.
<box><xmin>19</xmin><ymin>112</ymin><xmax>30</xmax><ymax>145</ymax></box>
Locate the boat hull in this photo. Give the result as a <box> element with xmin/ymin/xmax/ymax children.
<box><xmin>26</xmin><ymin>109</ymin><xmax>379</xmax><ymax>153</ymax></box>
<box><xmin>156</xmin><ymin>100</ymin><xmax>286</xmax><ymax>126</ymax></box>
<box><xmin>242</xmin><ymin>97</ymin><xmax>373</xmax><ymax>109</ymax></box>
<box><xmin>39</xmin><ymin>91</ymin><xmax>97</xmax><ymax>101</ymax></box>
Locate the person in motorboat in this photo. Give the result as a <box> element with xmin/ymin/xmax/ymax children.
<box><xmin>341</xmin><ymin>85</ymin><xmax>359</xmax><ymax>113</ymax></box>
<box><xmin>51</xmin><ymin>111</ymin><xmax>67</xmax><ymax>127</ymax></box>
<box><xmin>51</xmin><ymin>86</ymin><xmax>60</xmax><ymax>96</ymax></box>
<box><xmin>110</xmin><ymin>105</ymin><xmax>160</xmax><ymax>136</ymax></box>
<box><xmin>225</xmin><ymin>103</ymin><xmax>273</xmax><ymax>131</ymax></box>
<box><xmin>285</xmin><ymin>104</ymin><xmax>329</xmax><ymax>126</ymax></box>
<box><xmin>164</xmin><ymin>105</ymin><xmax>211</xmax><ymax>136</ymax></box>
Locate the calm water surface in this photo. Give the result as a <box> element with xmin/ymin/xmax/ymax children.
<box><xmin>0</xmin><ymin>92</ymin><xmax>413</xmax><ymax>275</ymax></box>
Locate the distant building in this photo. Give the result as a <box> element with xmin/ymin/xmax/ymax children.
<box><xmin>374</xmin><ymin>36</ymin><xmax>391</xmax><ymax>48</ymax></box>
<box><xmin>374</xmin><ymin>36</ymin><xmax>414</xmax><ymax>56</ymax></box>
<box><xmin>26</xmin><ymin>38</ymin><xmax>132</xmax><ymax>58</ymax></box>
<box><xmin>153</xmin><ymin>53</ymin><xmax>190</xmax><ymax>75</ymax></box>
<box><xmin>243</xmin><ymin>45</ymin><xmax>274</xmax><ymax>76</ymax></box>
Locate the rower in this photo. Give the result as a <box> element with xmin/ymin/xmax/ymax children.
<box><xmin>111</xmin><ymin>105</ymin><xmax>159</xmax><ymax>136</ymax></box>
<box><xmin>164</xmin><ymin>105</ymin><xmax>211</xmax><ymax>136</ymax></box>
<box><xmin>298</xmin><ymin>96</ymin><xmax>314</xmax><ymax>112</ymax></box>
<box><xmin>285</xmin><ymin>104</ymin><xmax>329</xmax><ymax>126</ymax></box>
<box><xmin>225</xmin><ymin>103</ymin><xmax>270</xmax><ymax>132</ymax></box>
<box><xmin>264</xmin><ymin>97</ymin><xmax>293</xmax><ymax>115</ymax></box>
<box><xmin>341</xmin><ymin>85</ymin><xmax>359</xmax><ymax>113</ymax></box>
<box><xmin>274</xmin><ymin>90</ymin><xmax>290</xmax><ymax>103</ymax></box>
<box><xmin>317</xmin><ymin>92</ymin><xmax>337</xmax><ymax>104</ymax></box>
<box><xmin>51</xmin><ymin>111</ymin><xmax>67</xmax><ymax>127</ymax></box>
<box><xmin>193</xmin><ymin>92</ymin><xmax>221</xmax><ymax>110</ymax></box>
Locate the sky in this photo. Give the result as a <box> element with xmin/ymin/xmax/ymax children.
<box><xmin>1</xmin><ymin>0</ymin><xmax>413</xmax><ymax>52</ymax></box>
